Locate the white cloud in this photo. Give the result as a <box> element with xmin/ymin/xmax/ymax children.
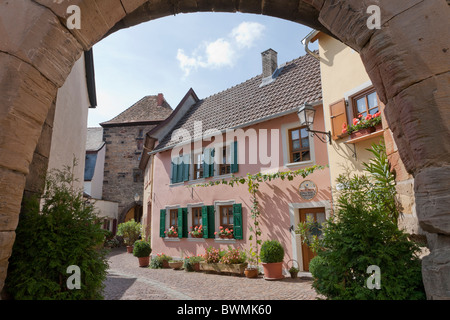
<box><xmin>176</xmin><ymin>21</ymin><xmax>265</xmax><ymax>77</ymax></box>
<box><xmin>231</xmin><ymin>22</ymin><xmax>266</xmax><ymax>49</ymax></box>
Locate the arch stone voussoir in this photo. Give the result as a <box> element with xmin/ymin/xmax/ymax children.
<box><xmin>0</xmin><ymin>0</ymin><xmax>84</xmax><ymax>88</ymax></box>
<box><xmin>33</xmin><ymin>0</ymin><xmax>128</xmax><ymax>50</ymax></box>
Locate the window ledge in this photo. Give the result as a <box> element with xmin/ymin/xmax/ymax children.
<box><xmin>214</xmin><ymin>238</ymin><xmax>237</xmax><ymax>244</ymax></box>
<box><xmin>344</xmin><ymin>129</ymin><xmax>383</xmax><ymax>144</ymax></box>
<box><xmin>187</xmin><ymin>238</ymin><xmax>206</xmax><ymax>242</ymax></box>
<box><xmin>285</xmin><ymin>160</ymin><xmax>314</xmax><ymax>169</ymax></box>
<box><xmin>212</xmin><ymin>173</ymin><xmax>233</xmax><ymax>180</ymax></box>
<box><xmin>169</xmin><ymin>182</ymin><xmax>185</xmax><ymax>187</ymax></box>
<box><xmin>163</xmin><ymin>237</ymin><xmax>181</xmax><ymax>242</ymax></box>
<box><xmin>186</xmin><ymin>178</ymin><xmax>205</xmax><ymax>185</ymax></box>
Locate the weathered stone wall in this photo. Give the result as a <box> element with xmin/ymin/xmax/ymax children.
<box><xmin>101</xmin><ymin>124</ymin><xmax>156</xmax><ymax>222</ymax></box>
<box><xmin>0</xmin><ymin>0</ymin><xmax>448</xmax><ymax>299</ymax></box>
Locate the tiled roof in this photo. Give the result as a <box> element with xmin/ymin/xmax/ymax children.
<box><xmin>100</xmin><ymin>95</ymin><xmax>172</xmax><ymax>126</ymax></box>
<box><xmin>154</xmin><ymin>52</ymin><xmax>322</xmax><ymax>151</ymax></box>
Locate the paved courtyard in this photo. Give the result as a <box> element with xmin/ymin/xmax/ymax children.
<box><xmin>103</xmin><ymin>247</ymin><xmax>318</xmax><ymax>300</ymax></box>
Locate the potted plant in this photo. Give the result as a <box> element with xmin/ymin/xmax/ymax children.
<box><xmin>156</xmin><ymin>253</ymin><xmax>172</xmax><ymax>268</ymax></box>
<box><xmin>183</xmin><ymin>255</ymin><xmax>204</xmax><ymax>272</ymax></box>
<box><xmin>289</xmin><ymin>266</ymin><xmax>299</xmax><ymax>279</ymax></box>
<box><xmin>132</xmin><ymin>240</ymin><xmax>152</xmax><ymax>267</ymax></box>
<box><xmin>215</xmin><ymin>226</ymin><xmax>233</xmax><ymax>239</ymax></box>
<box><xmin>189</xmin><ymin>225</ymin><xmax>203</xmax><ymax>238</ymax></box>
<box><xmin>260</xmin><ymin>240</ymin><xmax>285</xmax><ymax>280</ymax></box>
<box><xmin>165</xmin><ymin>226</ymin><xmax>178</xmax><ymax>238</ymax></box>
<box><xmin>244</xmin><ymin>248</ymin><xmax>259</xmax><ymax>278</ymax></box>
<box><xmin>117</xmin><ymin>219</ymin><xmax>142</xmax><ymax>253</ymax></box>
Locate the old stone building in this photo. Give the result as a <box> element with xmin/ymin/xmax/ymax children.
<box><xmin>100</xmin><ymin>93</ymin><xmax>172</xmax><ymax>224</ymax></box>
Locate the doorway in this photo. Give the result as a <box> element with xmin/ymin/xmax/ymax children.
<box><xmin>299</xmin><ymin>207</ymin><xmax>326</xmax><ymax>271</ymax></box>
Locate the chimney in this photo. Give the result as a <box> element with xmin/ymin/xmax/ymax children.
<box><xmin>261</xmin><ymin>49</ymin><xmax>278</xmax><ymax>78</ymax></box>
<box><xmin>157</xmin><ymin>93</ymin><xmax>164</xmax><ymax>106</ymax></box>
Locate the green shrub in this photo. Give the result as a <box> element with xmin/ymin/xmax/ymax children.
<box><xmin>300</xmin><ymin>143</ymin><xmax>426</xmax><ymax>300</ymax></box>
<box><xmin>309</xmin><ymin>204</ymin><xmax>425</xmax><ymax>300</ymax></box>
<box><xmin>260</xmin><ymin>240</ymin><xmax>284</xmax><ymax>263</ymax></box>
<box><xmin>117</xmin><ymin>219</ymin><xmax>141</xmax><ymax>246</ymax></box>
<box><xmin>5</xmin><ymin>163</ymin><xmax>109</xmax><ymax>300</ymax></box>
<box><xmin>132</xmin><ymin>241</ymin><xmax>151</xmax><ymax>258</ymax></box>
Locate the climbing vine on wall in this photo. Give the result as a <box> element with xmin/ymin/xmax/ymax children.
<box><xmin>188</xmin><ymin>165</ymin><xmax>325</xmax><ymax>267</ymax></box>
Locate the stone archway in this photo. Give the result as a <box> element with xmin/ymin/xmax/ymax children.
<box><xmin>0</xmin><ymin>0</ymin><xmax>448</xmax><ymax>298</ymax></box>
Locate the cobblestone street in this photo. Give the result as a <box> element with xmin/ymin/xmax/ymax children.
<box><xmin>103</xmin><ymin>247</ymin><xmax>318</xmax><ymax>300</ymax></box>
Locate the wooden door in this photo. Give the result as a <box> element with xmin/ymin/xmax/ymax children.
<box><xmin>299</xmin><ymin>208</ymin><xmax>326</xmax><ymax>271</ymax></box>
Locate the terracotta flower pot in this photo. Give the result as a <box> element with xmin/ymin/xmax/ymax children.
<box><xmin>162</xmin><ymin>259</ymin><xmax>170</xmax><ymax>268</ymax></box>
<box><xmin>262</xmin><ymin>262</ymin><xmax>284</xmax><ymax>280</ymax></box>
<box><xmin>244</xmin><ymin>268</ymin><xmax>259</xmax><ymax>278</ymax></box>
<box><xmin>138</xmin><ymin>256</ymin><xmax>150</xmax><ymax>267</ymax></box>
<box><xmin>126</xmin><ymin>246</ymin><xmax>133</xmax><ymax>253</ymax></box>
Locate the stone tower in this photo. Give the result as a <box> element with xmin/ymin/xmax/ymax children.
<box><xmin>100</xmin><ymin>94</ymin><xmax>172</xmax><ymax>224</ymax></box>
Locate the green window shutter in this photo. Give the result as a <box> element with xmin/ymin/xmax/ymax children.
<box><xmin>207</xmin><ymin>205</ymin><xmax>215</xmax><ymax>238</ymax></box>
<box><xmin>231</xmin><ymin>141</ymin><xmax>238</xmax><ymax>173</ymax></box>
<box><xmin>233</xmin><ymin>203</ymin><xmax>243</xmax><ymax>240</ymax></box>
<box><xmin>209</xmin><ymin>148</ymin><xmax>215</xmax><ymax>177</ymax></box>
<box><xmin>178</xmin><ymin>208</ymin><xmax>188</xmax><ymax>238</ymax></box>
<box><xmin>183</xmin><ymin>154</ymin><xmax>190</xmax><ymax>182</ymax></box>
<box><xmin>202</xmin><ymin>205</ymin><xmax>215</xmax><ymax>238</ymax></box>
<box><xmin>160</xmin><ymin>209</ymin><xmax>166</xmax><ymax>238</ymax></box>
<box><xmin>202</xmin><ymin>206</ymin><xmax>209</xmax><ymax>238</ymax></box>
<box><xmin>203</xmin><ymin>149</ymin><xmax>213</xmax><ymax>178</ymax></box>
<box><xmin>171</xmin><ymin>160</ymin><xmax>177</xmax><ymax>184</ymax></box>
<box><xmin>176</xmin><ymin>156</ymin><xmax>183</xmax><ymax>183</ymax></box>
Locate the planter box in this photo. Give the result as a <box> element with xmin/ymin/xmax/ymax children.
<box><xmin>169</xmin><ymin>261</ymin><xmax>183</xmax><ymax>270</ymax></box>
<box><xmin>199</xmin><ymin>262</ymin><xmax>248</xmax><ymax>275</ymax></box>
<box><xmin>350</xmin><ymin>127</ymin><xmax>375</xmax><ymax>139</ymax></box>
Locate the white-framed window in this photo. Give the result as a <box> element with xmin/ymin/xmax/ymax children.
<box><xmin>213</xmin><ymin>200</ymin><xmax>236</xmax><ymax>242</ymax></box>
<box><xmin>186</xmin><ymin>203</ymin><xmax>205</xmax><ymax>241</ymax></box>
<box><xmin>163</xmin><ymin>204</ymin><xmax>180</xmax><ymax>241</ymax></box>
<box><xmin>281</xmin><ymin>122</ymin><xmax>315</xmax><ymax>168</ymax></box>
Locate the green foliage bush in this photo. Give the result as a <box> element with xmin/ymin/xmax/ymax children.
<box><xmin>5</xmin><ymin>163</ymin><xmax>109</xmax><ymax>300</ymax></box>
<box><xmin>117</xmin><ymin>219</ymin><xmax>141</xmax><ymax>246</ymax></box>
<box><xmin>300</xmin><ymin>143</ymin><xmax>426</xmax><ymax>300</ymax></box>
<box><xmin>260</xmin><ymin>240</ymin><xmax>284</xmax><ymax>263</ymax></box>
<box><xmin>132</xmin><ymin>240</ymin><xmax>151</xmax><ymax>258</ymax></box>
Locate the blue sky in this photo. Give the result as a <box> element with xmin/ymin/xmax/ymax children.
<box><xmin>88</xmin><ymin>12</ymin><xmax>318</xmax><ymax>127</ymax></box>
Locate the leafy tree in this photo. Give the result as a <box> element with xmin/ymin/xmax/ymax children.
<box><xmin>5</xmin><ymin>161</ymin><xmax>109</xmax><ymax>300</ymax></box>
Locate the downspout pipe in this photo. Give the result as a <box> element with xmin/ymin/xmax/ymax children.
<box><xmin>302</xmin><ymin>30</ymin><xmax>321</xmax><ymax>61</ymax></box>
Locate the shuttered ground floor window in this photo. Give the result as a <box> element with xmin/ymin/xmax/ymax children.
<box><xmin>159</xmin><ymin>203</ymin><xmax>243</xmax><ymax>240</ymax></box>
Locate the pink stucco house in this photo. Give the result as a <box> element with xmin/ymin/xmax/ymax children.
<box><xmin>140</xmin><ymin>49</ymin><xmax>332</xmax><ymax>272</ymax></box>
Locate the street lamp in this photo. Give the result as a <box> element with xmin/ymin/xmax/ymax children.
<box><xmin>134</xmin><ymin>193</ymin><xmax>140</xmax><ymax>202</ymax></box>
<box><xmin>297</xmin><ymin>103</ymin><xmax>332</xmax><ymax>145</ymax></box>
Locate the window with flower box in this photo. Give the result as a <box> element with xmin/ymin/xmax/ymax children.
<box><xmin>330</xmin><ymin>86</ymin><xmax>383</xmax><ymax>140</ymax></box>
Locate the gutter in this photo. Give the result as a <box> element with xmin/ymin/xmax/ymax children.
<box><xmin>301</xmin><ymin>30</ymin><xmax>321</xmax><ymax>61</ymax></box>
